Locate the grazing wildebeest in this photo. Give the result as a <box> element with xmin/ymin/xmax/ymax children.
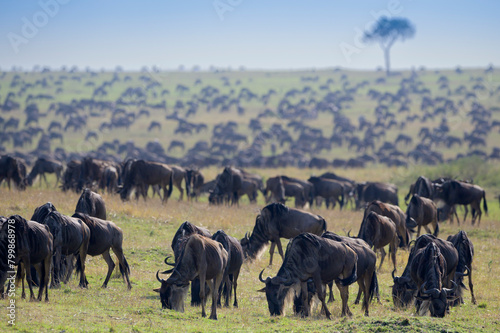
<box><xmin>240</xmin><ymin>203</ymin><xmax>326</xmax><ymax>265</ymax></box>
<box><xmin>280</xmin><ymin>176</ymin><xmax>315</xmax><ymax>206</ymax></box>
<box><xmin>356</xmin><ymin>211</ymin><xmax>398</xmax><ymax>272</ymax></box>
<box><xmin>308</xmin><ymin>176</ymin><xmax>345</xmax><ymax>210</ymax></box>
<box><xmin>294</xmin><ymin>231</ymin><xmax>378</xmax><ymax>316</ymax></box>
<box><xmin>100</xmin><ymin>166</ymin><xmax>119</xmax><ymax>194</ymax></box>
<box><xmin>392</xmin><ymin>234</ymin><xmax>458</xmax><ymax>309</ymax></box>
<box><xmin>282</xmin><ymin>179</ymin><xmax>306</xmax><ymax>208</ymax></box>
<box><xmin>169</xmin><ymin>165</ymin><xmax>187</xmax><ymax>200</ymax></box>
<box><xmin>72</xmin><ymin>213</ymin><xmax>132</xmax><ymax>289</ymax></box>
<box><xmin>2</xmin><ymin>215</ymin><xmax>52</xmax><ymax>301</ymax></box>
<box><xmin>362</xmin><ymin>201</ymin><xmax>415</xmax><ymax>249</ymax></box>
<box><xmin>212</xmin><ymin>166</ymin><xmax>243</xmax><ymax>206</ymax></box>
<box><xmin>212</xmin><ymin>230</ymin><xmax>243</xmax><ymax>307</ymax></box>
<box><xmin>156</xmin><ymin>234</ymin><xmax>228</xmax><ymax>320</ymax></box>
<box><xmin>31</xmin><ymin>203</ymin><xmax>90</xmax><ymax>288</ymax></box>
<box><xmin>356</xmin><ymin>182</ymin><xmax>398</xmax><ymax>209</ymax></box>
<box><xmin>320</xmin><ymin>172</ymin><xmax>357</xmax><ymax>209</ymax></box>
<box><xmin>119</xmin><ymin>160</ymin><xmax>174</xmax><ymax>203</ymax></box>
<box><xmin>171</xmin><ymin>221</ymin><xmax>211</xmax><ymax>306</ymax></box>
<box><xmin>0</xmin><ymin>155</ymin><xmax>26</xmax><ymax>190</ymax></box>
<box><xmin>406</xmin><ymin>195</ymin><xmax>439</xmax><ymax>237</ymax></box>
<box><xmin>24</xmin><ymin>157</ymin><xmax>63</xmax><ymax>188</ymax></box>
<box><xmin>77</xmin><ymin>157</ymin><xmax>113</xmax><ymax>192</ymax></box>
<box><xmin>61</xmin><ymin>160</ymin><xmax>81</xmax><ymax>192</ymax></box>
<box><xmin>75</xmin><ymin>188</ymin><xmax>107</xmax><ymax>220</ymax></box>
<box><xmin>258</xmin><ymin>233</ymin><xmax>358</xmax><ymax>318</ymax></box>
<box><xmin>263</xmin><ymin>176</ymin><xmax>286</xmax><ymax>204</ymax></box>
<box><xmin>185</xmin><ymin>169</ymin><xmax>204</xmax><ymax>201</ymax></box>
<box><xmin>434</xmin><ymin>180</ymin><xmax>488</xmax><ymax>225</ymax></box>
<box><xmin>410</xmin><ymin>242</ymin><xmax>458</xmax><ymax>317</ymax></box>
<box><xmin>447</xmin><ymin>231</ymin><xmax>476</xmax><ymax>305</ymax></box>
<box><xmin>404</xmin><ymin>176</ymin><xmax>433</xmax><ymax>204</ymax></box>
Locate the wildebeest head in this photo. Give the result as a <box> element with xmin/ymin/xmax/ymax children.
<box><xmin>391</xmin><ymin>270</ymin><xmax>416</xmax><ymax>308</ymax></box>
<box><xmin>415</xmin><ymin>281</ymin><xmax>457</xmax><ymax>317</ymax></box>
<box><xmin>31</xmin><ymin>202</ymin><xmax>57</xmax><ymax>222</ymax></box>
<box><xmin>156</xmin><ymin>270</ymin><xmax>189</xmax><ymax>311</ymax></box>
<box><xmin>258</xmin><ymin>268</ymin><xmax>294</xmax><ymax>316</ymax></box>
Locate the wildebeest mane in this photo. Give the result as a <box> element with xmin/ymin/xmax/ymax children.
<box><xmin>262</xmin><ymin>202</ymin><xmax>289</xmax><ymax>221</ymax></box>
<box><xmin>72</xmin><ymin>212</ymin><xmax>99</xmax><ymax>229</ymax></box>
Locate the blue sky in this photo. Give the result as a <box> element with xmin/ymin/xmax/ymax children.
<box><xmin>0</xmin><ymin>0</ymin><xmax>498</xmax><ymax>71</ymax></box>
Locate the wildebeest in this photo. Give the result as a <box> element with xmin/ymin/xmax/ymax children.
<box><xmin>169</xmin><ymin>165</ymin><xmax>187</xmax><ymax>200</ymax></box>
<box><xmin>362</xmin><ymin>201</ymin><xmax>414</xmax><ymax>248</ymax></box>
<box><xmin>61</xmin><ymin>160</ymin><xmax>81</xmax><ymax>192</ymax></box>
<box><xmin>280</xmin><ymin>176</ymin><xmax>315</xmax><ymax>206</ymax></box>
<box><xmin>356</xmin><ymin>182</ymin><xmax>398</xmax><ymax>209</ymax></box>
<box><xmin>392</xmin><ymin>234</ymin><xmax>459</xmax><ymax>309</ymax></box>
<box><xmin>406</xmin><ymin>195</ymin><xmax>439</xmax><ymax>237</ymax></box>
<box><xmin>171</xmin><ymin>221</ymin><xmax>212</xmax><ymax>306</ymax></box>
<box><xmin>212</xmin><ymin>166</ymin><xmax>243</xmax><ymax>206</ymax></box>
<box><xmin>212</xmin><ymin>230</ymin><xmax>243</xmax><ymax>307</ymax></box>
<box><xmin>72</xmin><ymin>213</ymin><xmax>132</xmax><ymax>289</ymax></box>
<box><xmin>282</xmin><ymin>179</ymin><xmax>306</xmax><ymax>208</ymax></box>
<box><xmin>258</xmin><ymin>233</ymin><xmax>358</xmax><ymax>318</ymax></box>
<box><xmin>101</xmin><ymin>166</ymin><xmax>119</xmax><ymax>194</ymax></box>
<box><xmin>447</xmin><ymin>230</ymin><xmax>476</xmax><ymax>305</ymax></box>
<box><xmin>2</xmin><ymin>215</ymin><xmax>53</xmax><ymax>301</ymax></box>
<box><xmin>240</xmin><ymin>203</ymin><xmax>326</xmax><ymax>265</ymax></box>
<box><xmin>185</xmin><ymin>169</ymin><xmax>204</xmax><ymax>201</ymax></box>
<box><xmin>156</xmin><ymin>234</ymin><xmax>228</xmax><ymax>320</ymax></box>
<box><xmin>119</xmin><ymin>160</ymin><xmax>174</xmax><ymax>203</ymax></box>
<box><xmin>75</xmin><ymin>188</ymin><xmax>107</xmax><ymax>220</ymax></box>
<box><xmin>77</xmin><ymin>157</ymin><xmax>113</xmax><ymax>192</ymax></box>
<box><xmin>31</xmin><ymin>203</ymin><xmax>90</xmax><ymax>287</ymax></box>
<box><xmin>0</xmin><ymin>155</ymin><xmax>26</xmax><ymax>190</ymax></box>
<box><xmin>404</xmin><ymin>176</ymin><xmax>433</xmax><ymax>204</ymax></box>
<box><xmin>24</xmin><ymin>157</ymin><xmax>63</xmax><ymax>188</ymax></box>
<box><xmin>263</xmin><ymin>176</ymin><xmax>286</xmax><ymax>204</ymax></box>
<box><xmin>295</xmin><ymin>231</ymin><xmax>378</xmax><ymax>316</ymax></box>
<box><xmin>356</xmin><ymin>211</ymin><xmax>398</xmax><ymax>271</ymax></box>
<box><xmin>433</xmin><ymin>180</ymin><xmax>488</xmax><ymax>225</ymax></box>
<box><xmin>308</xmin><ymin>176</ymin><xmax>344</xmax><ymax>210</ymax></box>
<box><xmin>410</xmin><ymin>242</ymin><xmax>458</xmax><ymax>317</ymax></box>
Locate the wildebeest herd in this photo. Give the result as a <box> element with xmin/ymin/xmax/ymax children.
<box><xmin>0</xmin><ymin>169</ymin><xmax>485</xmax><ymax>321</ymax></box>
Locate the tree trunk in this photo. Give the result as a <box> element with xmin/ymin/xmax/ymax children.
<box><xmin>384</xmin><ymin>47</ymin><xmax>391</xmax><ymax>76</ymax></box>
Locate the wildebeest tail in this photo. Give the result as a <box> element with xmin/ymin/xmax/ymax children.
<box><xmin>75</xmin><ymin>255</ymin><xmax>83</xmax><ymax>275</ymax></box>
<box><xmin>368</xmin><ymin>270</ymin><xmax>378</xmax><ymax>303</ymax></box>
<box><xmin>119</xmin><ymin>256</ymin><xmax>131</xmax><ymax>276</ymax></box>
<box><xmin>167</xmin><ymin>172</ymin><xmax>174</xmax><ymax>199</ymax></box>
<box><xmin>433</xmin><ymin>220</ymin><xmax>439</xmax><ymax>237</ymax></box>
<box><xmin>483</xmin><ymin>191</ymin><xmax>488</xmax><ymax>215</ymax></box>
<box><xmin>318</xmin><ymin>215</ymin><xmax>327</xmax><ymax>232</ymax></box>
<box><xmin>184</xmin><ymin>172</ymin><xmax>191</xmax><ymax>198</ymax></box>
<box><xmin>338</xmin><ymin>258</ymin><xmax>357</xmax><ymax>287</ymax></box>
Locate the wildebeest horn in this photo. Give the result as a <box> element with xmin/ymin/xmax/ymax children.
<box><xmin>164</xmin><ymin>256</ymin><xmax>175</xmax><ymax>266</ymax></box>
<box><xmin>245</xmin><ymin>232</ymin><xmax>250</xmax><ymax>240</ymax></box>
<box><xmin>156</xmin><ymin>270</ymin><xmax>166</xmax><ymax>283</ymax></box>
<box><xmin>456</xmin><ymin>267</ymin><xmax>470</xmax><ymax>277</ymax></box>
<box><xmin>443</xmin><ymin>280</ymin><xmax>458</xmax><ymax>295</ymax></box>
<box><xmin>422</xmin><ymin>285</ymin><xmax>440</xmax><ymax>299</ymax></box>
<box><xmin>259</xmin><ymin>269</ymin><xmax>270</xmax><ymax>283</ymax></box>
<box><xmin>347</xmin><ymin>229</ymin><xmax>353</xmax><ymax>238</ymax></box>
<box><xmin>161</xmin><ymin>268</ymin><xmax>174</xmax><ymax>274</ymax></box>
<box><xmin>276</xmin><ymin>268</ymin><xmax>294</xmax><ymax>286</ymax></box>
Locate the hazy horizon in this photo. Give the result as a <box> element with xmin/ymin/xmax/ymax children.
<box><xmin>1</xmin><ymin>0</ymin><xmax>498</xmax><ymax>71</ymax></box>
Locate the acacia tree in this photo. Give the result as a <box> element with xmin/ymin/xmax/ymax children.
<box><xmin>364</xmin><ymin>17</ymin><xmax>415</xmax><ymax>75</ymax></box>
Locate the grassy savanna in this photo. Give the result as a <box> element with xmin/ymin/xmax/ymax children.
<box><xmin>1</xmin><ymin>166</ymin><xmax>500</xmax><ymax>332</ymax></box>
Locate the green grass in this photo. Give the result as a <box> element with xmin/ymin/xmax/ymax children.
<box><xmin>1</xmin><ymin>179</ymin><xmax>500</xmax><ymax>332</ymax></box>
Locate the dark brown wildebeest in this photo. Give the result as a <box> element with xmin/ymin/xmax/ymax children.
<box><xmin>119</xmin><ymin>160</ymin><xmax>174</xmax><ymax>203</ymax></box>
<box><xmin>77</xmin><ymin>157</ymin><xmax>113</xmax><ymax>192</ymax></box>
<box><xmin>392</xmin><ymin>234</ymin><xmax>458</xmax><ymax>309</ymax></box>
<box><xmin>170</xmin><ymin>221</ymin><xmax>212</xmax><ymax>306</ymax></box>
<box><xmin>263</xmin><ymin>176</ymin><xmax>286</xmax><ymax>204</ymax></box>
<box><xmin>237</xmin><ymin>178</ymin><xmax>259</xmax><ymax>203</ymax></box>
<box><xmin>258</xmin><ymin>233</ymin><xmax>358</xmax><ymax>318</ymax></box>
<box><xmin>169</xmin><ymin>165</ymin><xmax>187</xmax><ymax>200</ymax></box>
<box><xmin>31</xmin><ymin>203</ymin><xmax>90</xmax><ymax>288</ymax></box>
<box><xmin>2</xmin><ymin>215</ymin><xmax>52</xmax><ymax>301</ymax></box>
<box><xmin>156</xmin><ymin>234</ymin><xmax>228</xmax><ymax>320</ymax></box>
<box><xmin>362</xmin><ymin>201</ymin><xmax>415</xmax><ymax>249</ymax></box>
<box><xmin>101</xmin><ymin>166</ymin><xmax>119</xmax><ymax>194</ymax></box>
<box><xmin>410</xmin><ymin>242</ymin><xmax>458</xmax><ymax>317</ymax></box>
<box><xmin>280</xmin><ymin>176</ymin><xmax>314</xmax><ymax>206</ymax></box>
<box><xmin>356</xmin><ymin>182</ymin><xmax>398</xmax><ymax>209</ymax></box>
<box><xmin>447</xmin><ymin>230</ymin><xmax>476</xmax><ymax>305</ymax></box>
<box><xmin>185</xmin><ymin>169</ymin><xmax>204</xmax><ymax>201</ymax></box>
<box><xmin>72</xmin><ymin>213</ymin><xmax>132</xmax><ymax>289</ymax></box>
<box><xmin>308</xmin><ymin>176</ymin><xmax>344</xmax><ymax>210</ymax></box>
<box><xmin>433</xmin><ymin>180</ymin><xmax>488</xmax><ymax>225</ymax></box>
<box><xmin>25</xmin><ymin>157</ymin><xmax>63</xmax><ymax>188</ymax></box>
<box><xmin>281</xmin><ymin>178</ymin><xmax>306</xmax><ymax>208</ymax></box>
<box><xmin>61</xmin><ymin>160</ymin><xmax>81</xmax><ymax>192</ymax></box>
<box><xmin>0</xmin><ymin>155</ymin><xmax>26</xmax><ymax>190</ymax></box>
<box><xmin>320</xmin><ymin>172</ymin><xmax>357</xmax><ymax>209</ymax></box>
<box><xmin>406</xmin><ymin>195</ymin><xmax>439</xmax><ymax>237</ymax></box>
<box><xmin>294</xmin><ymin>231</ymin><xmax>378</xmax><ymax>316</ymax></box>
<box><xmin>240</xmin><ymin>203</ymin><xmax>326</xmax><ymax>265</ymax></box>
<box><xmin>75</xmin><ymin>188</ymin><xmax>107</xmax><ymax>220</ymax></box>
<box><xmin>356</xmin><ymin>211</ymin><xmax>398</xmax><ymax>272</ymax></box>
<box><xmin>212</xmin><ymin>230</ymin><xmax>243</xmax><ymax>307</ymax></box>
<box><xmin>212</xmin><ymin>166</ymin><xmax>243</xmax><ymax>206</ymax></box>
<box><xmin>404</xmin><ymin>176</ymin><xmax>433</xmax><ymax>204</ymax></box>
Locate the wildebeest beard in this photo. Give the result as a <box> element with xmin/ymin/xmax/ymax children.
<box><xmin>161</xmin><ymin>282</ymin><xmax>189</xmax><ymax>312</ymax></box>
<box><xmin>242</xmin><ymin>215</ymin><xmax>269</xmax><ymax>259</ymax></box>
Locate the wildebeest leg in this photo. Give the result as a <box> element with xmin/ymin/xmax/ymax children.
<box><xmin>101</xmin><ymin>250</ymin><xmax>115</xmax><ymax>288</ymax></box>
<box><xmin>210</xmin><ymin>274</ymin><xmax>223</xmax><ymax>320</ymax></box>
<box><xmin>232</xmin><ymin>271</ymin><xmax>239</xmax><ymax>307</ymax></box>
<box><xmin>17</xmin><ymin>264</ymin><xmax>27</xmax><ymax>299</ymax></box>
<box><xmin>24</xmin><ymin>261</ymin><xmax>36</xmax><ymax>301</ymax></box>
<box><xmin>268</xmin><ymin>242</ymin><xmax>276</xmax><ymax>266</ymax></box>
<box><xmin>336</xmin><ymin>282</ymin><xmax>352</xmax><ymax>317</ymax></box>
<box><xmin>112</xmin><ymin>245</ymin><xmax>132</xmax><ymax>289</ymax></box>
<box><xmin>362</xmin><ymin>271</ymin><xmax>373</xmax><ymax>316</ymax></box>
<box><xmin>423</xmin><ymin>224</ymin><xmax>432</xmax><ymax>235</ymax></box>
<box><xmin>199</xmin><ymin>272</ymin><xmax>207</xmax><ymax>318</ymax></box>
<box><xmin>300</xmin><ymin>281</ymin><xmax>310</xmax><ymax>317</ymax></box>
<box><xmin>52</xmin><ymin>248</ymin><xmax>62</xmax><ymax>288</ymax></box>
<box><xmin>43</xmin><ymin>173</ymin><xmax>49</xmax><ymax>188</ymax></box>
<box><xmin>378</xmin><ymin>247</ymin><xmax>386</xmax><ymax>271</ymax></box>
<box><xmin>354</xmin><ymin>281</ymin><xmax>363</xmax><ymax>304</ymax></box>
<box><xmin>41</xmin><ymin>256</ymin><xmax>51</xmax><ymax>302</ymax></box>
<box><xmin>469</xmin><ymin>268</ymin><xmax>476</xmax><ymax>304</ymax></box>
<box><xmin>313</xmin><ymin>274</ymin><xmax>331</xmax><ymax>319</ymax></box>
<box><xmin>275</xmin><ymin>239</ymin><xmax>285</xmax><ymax>264</ymax></box>
<box><xmin>463</xmin><ymin>205</ymin><xmax>469</xmax><ymax>224</ymax></box>
<box><xmin>328</xmin><ymin>282</ymin><xmax>335</xmax><ymax>303</ymax></box>
<box><xmin>390</xmin><ymin>239</ymin><xmax>397</xmax><ymax>272</ymax></box>
<box><xmin>416</xmin><ymin>225</ymin><xmax>421</xmax><ymax>238</ymax></box>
